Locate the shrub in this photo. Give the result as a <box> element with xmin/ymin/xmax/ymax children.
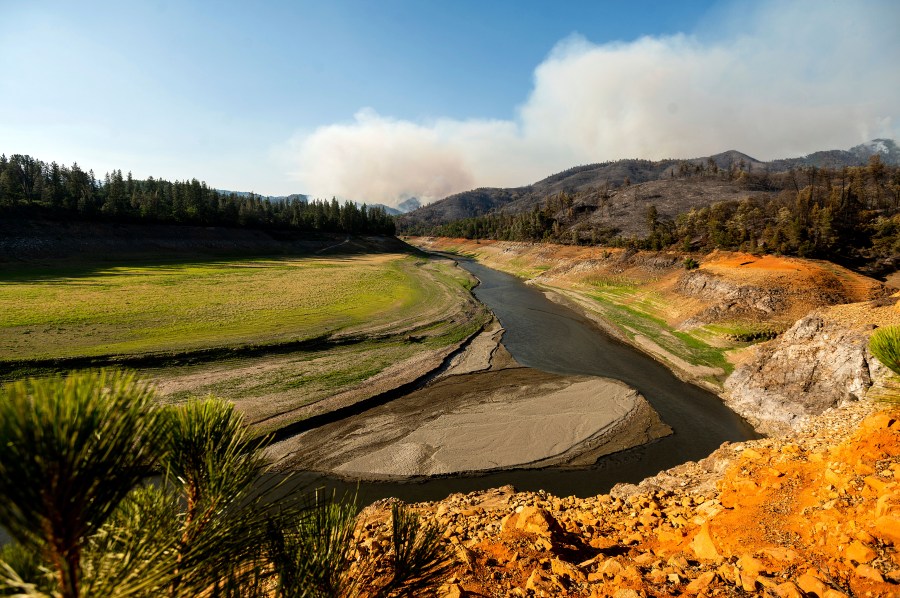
<box><xmin>0</xmin><ymin>370</ymin><xmax>166</xmax><ymax>597</ymax></box>
<box><xmin>870</xmin><ymin>326</ymin><xmax>900</xmax><ymax>377</ymax></box>
<box><xmin>0</xmin><ymin>371</ymin><xmax>452</xmax><ymax>597</ymax></box>
<box><xmin>870</xmin><ymin>326</ymin><xmax>900</xmax><ymax>404</ymax></box>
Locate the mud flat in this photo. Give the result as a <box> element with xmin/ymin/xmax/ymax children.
<box><xmin>268</xmin><ymin>323</ymin><xmax>671</xmax><ymax>478</ymax></box>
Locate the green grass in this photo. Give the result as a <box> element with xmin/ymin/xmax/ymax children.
<box><xmin>0</xmin><ymin>255</ymin><xmax>445</xmax><ymax>361</ymax></box>
<box><xmin>504</xmin><ymin>258</ymin><xmax>550</xmax><ymax>279</ymax></box>
<box><xmin>699</xmin><ymin>322</ymin><xmax>782</xmax><ymax>342</ymax></box>
<box><xmin>155</xmin><ymin>339</ymin><xmax>421</xmax><ymax>411</ymax></box>
<box><xmin>2</xmin><ymin>252</ymin><xmax>489</xmax><ymax>430</ymax></box>
<box><xmin>584</xmin><ymin>285</ymin><xmax>734</xmax><ymax>381</ymax></box>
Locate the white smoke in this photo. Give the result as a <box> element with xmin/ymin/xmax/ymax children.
<box><xmin>289</xmin><ymin>0</ymin><xmax>900</xmax><ymax>207</ymax></box>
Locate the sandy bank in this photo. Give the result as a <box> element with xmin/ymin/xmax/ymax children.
<box><xmin>268</xmin><ymin>358</ymin><xmax>671</xmax><ymax>478</ymax></box>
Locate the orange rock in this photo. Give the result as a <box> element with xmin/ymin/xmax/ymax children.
<box><xmin>647</xmin><ymin>568</ymin><xmax>667</xmax><ymax>584</ymax></box>
<box><xmin>502</xmin><ymin>506</ymin><xmax>560</xmax><ymax>537</ymax></box>
<box><xmin>766</xmin><ymin>467</ymin><xmax>785</xmax><ymax>478</ymax></box>
<box><xmin>877</xmin><ymin>493</ymin><xmax>900</xmax><ymax>517</ymax></box>
<box><xmin>742</xmin><ymin>448</ymin><xmax>764</xmax><ymax>460</ymax></box>
<box><xmin>656</xmin><ymin>527</ymin><xmax>683</xmax><ymax>544</ymax></box>
<box><xmin>639</xmin><ymin>512</ymin><xmax>658</xmax><ymax>527</ymax></box>
<box><xmin>690</xmin><ymin>523</ymin><xmax>722</xmax><ymax>561</ymax></box>
<box><xmin>550</xmin><ymin>558</ymin><xmax>586</xmax><ymax>583</ymax></box>
<box><xmin>716</xmin><ymin>563</ymin><xmax>739</xmax><ymax>585</ymax></box>
<box><xmin>762</xmin><ymin>547</ymin><xmax>801</xmax><ymax>565</ymax></box>
<box><xmin>796</xmin><ymin>571</ymin><xmax>829</xmax><ymax>596</ymax></box>
<box><xmin>737</xmin><ymin>554</ymin><xmax>767</xmax><ymax>576</ymax></box>
<box><xmin>864</xmin><ymin>413</ymin><xmax>897</xmax><ymax>430</ymax></box>
<box><xmin>621</xmin><ymin>565</ymin><xmax>642</xmax><ymax>583</ymax></box>
<box><xmin>740</xmin><ymin>570</ymin><xmax>758</xmax><ymax>592</ymax></box>
<box><xmin>667</xmin><ymin>554</ymin><xmax>689</xmax><ymax>571</ymax></box>
<box><xmin>855</xmin><ymin>563</ymin><xmax>884</xmax><ymax>582</ymax></box>
<box><xmin>599</xmin><ymin>558</ymin><xmax>624</xmax><ymax>579</ymax></box>
<box><xmin>844</xmin><ymin>539</ymin><xmax>876</xmax><ymax>564</ymax></box>
<box><xmin>874</xmin><ymin>515</ymin><xmax>900</xmax><ymax>545</ymax></box>
<box><xmin>632</xmin><ymin>553</ymin><xmax>657</xmax><ymax>567</ymax></box>
<box><xmin>684</xmin><ymin>571</ymin><xmax>716</xmax><ymax>594</ymax></box>
<box><xmin>864</xmin><ymin>475</ymin><xmax>894</xmax><ymax>494</ymax></box>
<box><xmin>824</xmin><ymin>468</ymin><xmax>843</xmax><ymax>485</ymax></box>
<box><xmin>855</xmin><ymin>462</ymin><xmax>876</xmax><ymax>475</ymax></box>
<box><xmin>772</xmin><ymin>581</ymin><xmax>803</xmax><ymax>598</ymax></box>
<box><xmin>525</xmin><ymin>567</ymin><xmax>561</xmax><ymax>592</ymax></box>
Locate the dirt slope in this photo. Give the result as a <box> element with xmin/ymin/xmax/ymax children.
<box><xmin>409</xmin><ymin>238</ymin><xmax>886</xmax><ymax>393</ymax></box>
<box><xmin>355</xmin><ymin>402</ymin><xmax>900</xmax><ymax>597</ymax></box>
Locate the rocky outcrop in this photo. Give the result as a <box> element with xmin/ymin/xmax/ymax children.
<box><xmin>355</xmin><ymin>404</ymin><xmax>900</xmax><ymax>597</ymax></box>
<box><xmin>678</xmin><ymin>270</ymin><xmax>787</xmax><ymax>321</ymax></box>
<box><xmin>724</xmin><ymin>306</ymin><xmax>895</xmax><ymax>435</ymax></box>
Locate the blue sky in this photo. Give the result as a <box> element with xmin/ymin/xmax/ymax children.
<box><xmin>1</xmin><ymin>1</ymin><xmax>898</xmax><ymax>204</ymax></box>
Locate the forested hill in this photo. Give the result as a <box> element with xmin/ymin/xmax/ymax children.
<box><xmin>398</xmin><ymin>141</ymin><xmax>900</xmax><ymax>277</ymax></box>
<box><xmin>0</xmin><ymin>154</ymin><xmax>395</xmax><ymax>236</ymax></box>
<box><xmin>398</xmin><ymin>140</ymin><xmax>900</xmax><ymax>232</ymax></box>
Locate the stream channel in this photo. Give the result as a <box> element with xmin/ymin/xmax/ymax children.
<box><xmin>286</xmin><ymin>258</ymin><xmax>759</xmax><ymax>504</ymax></box>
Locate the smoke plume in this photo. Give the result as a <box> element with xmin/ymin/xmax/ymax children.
<box><xmin>289</xmin><ymin>0</ymin><xmax>900</xmax><ymax>206</ymax></box>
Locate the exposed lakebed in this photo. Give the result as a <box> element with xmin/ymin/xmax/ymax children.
<box><xmin>276</xmin><ymin>257</ymin><xmax>758</xmax><ymax>503</ymax></box>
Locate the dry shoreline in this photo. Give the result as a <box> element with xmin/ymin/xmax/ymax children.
<box><xmin>268</xmin><ymin>320</ymin><xmax>672</xmax><ymax>478</ymax></box>
<box><xmin>536</xmin><ymin>284</ymin><xmax>727</xmax><ymax>394</ymax></box>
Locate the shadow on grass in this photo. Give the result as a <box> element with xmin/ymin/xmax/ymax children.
<box><xmin>0</xmin><ymin>233</ymin><xmax>424</xmax><ymax>283</ymax></box>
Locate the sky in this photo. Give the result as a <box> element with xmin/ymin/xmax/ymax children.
<box><xmin>1</xmin><ymin>0</ymin><xmax>898</xmax><ymax>206</ymax></box>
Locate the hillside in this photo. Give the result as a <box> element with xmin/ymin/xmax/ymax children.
<box><xmin>359</xmin><ymin>402</ymin><xmax>900</xmax><ymax>597</ymax></box>
<box><xmin>409</xmin><ymin>238</ymin><xmax>895</xmax><ymax>430</ymax></box>
<box><xmin>398</xmin><ymin>140</ymin><xmax>898</xmax><ymax>231</ymax></box>
<box><xmin>397</xmin><ymin>141</ymin><xmax>900</xmax><ymax>277</ymax></box>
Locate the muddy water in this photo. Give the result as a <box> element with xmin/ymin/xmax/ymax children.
<box><xmin>287</xmin><ymin>259</ymin><xmax>759</xmax><ymax>505</ymax></box>
<box><xmin>462</xmin><ymin>260</ymin><xmax>758</xmax><ymax>456</ymax></box>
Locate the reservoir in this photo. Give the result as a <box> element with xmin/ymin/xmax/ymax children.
<box><xmin>289</xmin><ymin>257</ymin><xmax>759</xmax><ymax>503</ymax></box>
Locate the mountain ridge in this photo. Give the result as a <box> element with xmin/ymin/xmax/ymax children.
<box><xmin>397</xmin><ymin>139</ymin><xmax>899</xmax><ymax>231</ymax></box>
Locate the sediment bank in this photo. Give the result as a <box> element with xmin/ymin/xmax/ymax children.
<box><xmin>268</xmin><ymin>321</ymin><xmax>671</xmax><ymax>478</ymax></box>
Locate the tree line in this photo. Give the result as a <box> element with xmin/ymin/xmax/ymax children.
<box><xmin>417</xmin><ymin>157</ymin><xmax>900</xmax><ymax>269</ymax></box>
<box><xmin>0</xmin><ymin>154</ymin><xmax>395</xmax><ymax>235</ymax></box>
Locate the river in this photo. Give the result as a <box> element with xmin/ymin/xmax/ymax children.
<box><xmin>284</xmin><ymin>257</ymin><xmax>758</xmax><ymax>504</ymax></box>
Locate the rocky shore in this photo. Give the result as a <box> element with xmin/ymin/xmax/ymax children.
<box><xmin>349</xmin><ymin>238</ymin><xmax>900</xmax><ymax>595</ymax></box>
<box><xmin>724</xmin><ymin>298</ymin><xmax>900</xmax><ymax>435</ymax></box>
<box><xmin>354</xmin><ymin>401</ymin><xmax>900</xmax><ymax>596</ymax></box>
<box><xmin>410</xmin><ymin>237</ymin><xmax>897</xmax><ymax>436</ymax></box>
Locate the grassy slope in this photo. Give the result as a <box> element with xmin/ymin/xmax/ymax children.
<box><xmin>1</xmin><ymin>254</ymin><xmax>446</xmax><ymax>360</ymax></box>
<box><xmin>0</xmin><ymin>252</ymin><xmax>489</xmax><ymax>430</ymax></box>
<box><xmin>582</xmin><ymin>281</ymin><xmax>735</xmax><ymax>380</ymax></box>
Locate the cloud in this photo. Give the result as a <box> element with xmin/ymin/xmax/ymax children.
<box><xmin>288</xmin><ymin>0</ymin><xmax>900</xmax><ymax>207</ymax></box>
